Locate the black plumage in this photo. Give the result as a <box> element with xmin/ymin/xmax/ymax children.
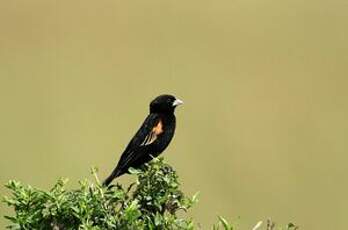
<box><xmin>103</xmin><ymin>94</ymin><xmax>183</xmax><ymax>186</ymax></box>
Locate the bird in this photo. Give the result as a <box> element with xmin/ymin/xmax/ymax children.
<box><xmin>103</xmin><ymin>94</ymin><xmax>183</xmax><ymax>186</ymax></box>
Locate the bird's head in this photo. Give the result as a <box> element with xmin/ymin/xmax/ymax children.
<box><xmin>150</xmin><ymin>94</ymin><xmax>183</xmax><ymax>114</ymax></box>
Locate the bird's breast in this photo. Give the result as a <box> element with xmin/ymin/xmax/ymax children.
<box><xmin>153</xmin><ymin>115</ymin><xmax>175</xmax><ymax>151</ymax></box>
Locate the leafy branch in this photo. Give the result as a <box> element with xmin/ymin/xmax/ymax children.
<box><xmin>2</xmin><ymin>158</ymin><xmax>297</xmax><ymax>229</ymax></box>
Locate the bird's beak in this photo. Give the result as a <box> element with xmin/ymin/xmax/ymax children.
<box><xmin>172</xmin><ymin>98</ymin><xmax>184</xmax><ymax>107</ymax></box>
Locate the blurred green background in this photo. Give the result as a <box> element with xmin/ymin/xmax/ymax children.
<box><xmin>1</xmin><ymin>0</ymin><xmax>347</xmax><ymax>229</ymax></box>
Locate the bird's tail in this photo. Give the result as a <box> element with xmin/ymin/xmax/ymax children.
<box><xmin>102</xmin><ymin>168</ymin><xmax>122</xmax><ymax>187</ymax></box>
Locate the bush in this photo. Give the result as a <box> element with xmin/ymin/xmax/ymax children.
<box><xmin>2</xmin><ymin>158</ymin><xmax>297</xmax><ymax>230</ymax></box>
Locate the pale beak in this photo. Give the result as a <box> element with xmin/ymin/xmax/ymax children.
<box><xmin>172</xmin><ymin>98</ymin><xmax>184</xmax><ymax>107</ymax></box>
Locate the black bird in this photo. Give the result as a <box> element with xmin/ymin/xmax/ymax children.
<box><xmin>103</xmin><ymin>94</ymin><xmax>183</xmax><ymax>186</ymax></box>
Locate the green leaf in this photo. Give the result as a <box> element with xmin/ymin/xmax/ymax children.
<box><xmin>128</xmin><ymin>167</ymin><xmax>142</xmax><ymax>175</ymax></box>
<box><xmin>218</xmin><ymin>216</ymin><xmax>233</xmax><ymax>230</ymax></box>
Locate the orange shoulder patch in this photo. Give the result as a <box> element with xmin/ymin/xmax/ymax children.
<box><xmin>152</xmin><ymin>120</ymin><xmax>163</xmax><ymax>135</ymax></box>
<box><xmin>141</xmin><ymin>120</ymin><xmax>163</xmax><ymax>146</ymax></box>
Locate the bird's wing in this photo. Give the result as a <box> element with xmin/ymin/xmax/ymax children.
<box><xmin>116</xmin><ymin>113</ymin><xmax>163</xmax><ymax>172</ymax></box>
